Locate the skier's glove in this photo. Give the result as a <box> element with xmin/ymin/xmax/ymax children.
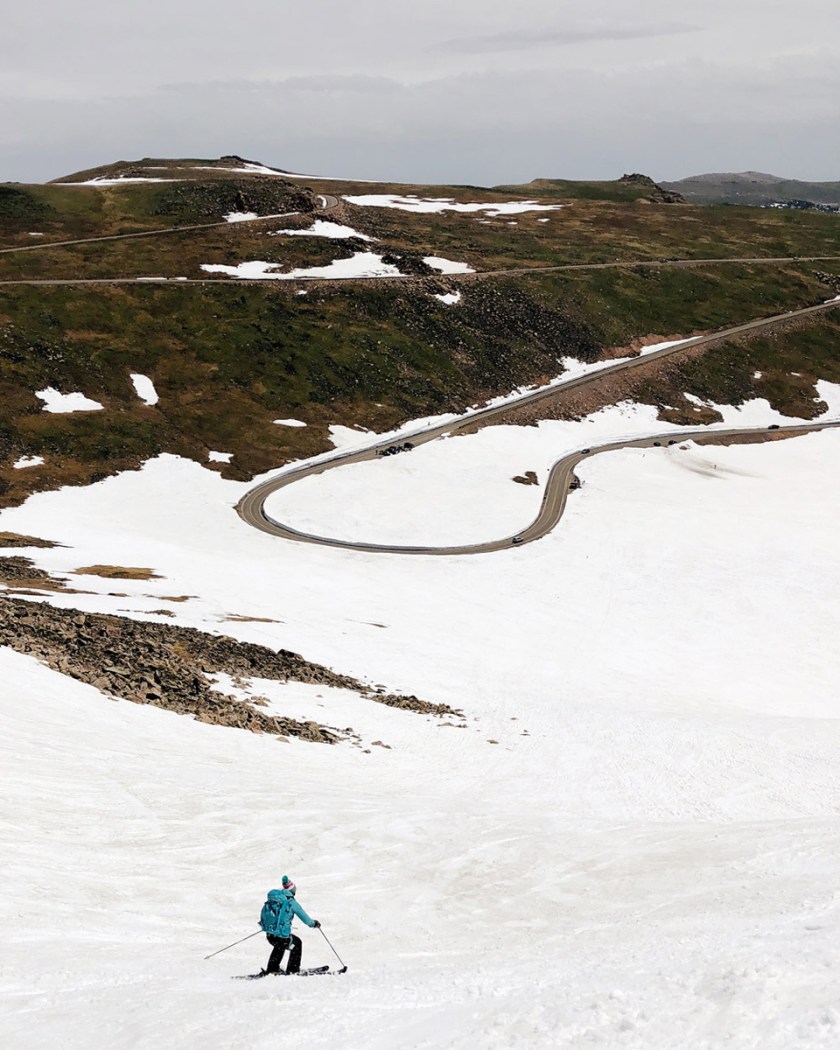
<box><xmin>313</xmin><ymin>920</ymin><xmax>321</xmax><ymax>928</ymax></box>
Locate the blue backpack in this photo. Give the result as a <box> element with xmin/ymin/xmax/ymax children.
<box><xmin>259</xmin><ymin>890</ymin><xmax>292</xmax><ymax>936</ymax></box>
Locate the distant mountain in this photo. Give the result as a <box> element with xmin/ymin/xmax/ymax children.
<box><xmin>661</xmin><ymin>171</ymin><xmax>840</xmax><ymax>207</ymax></box>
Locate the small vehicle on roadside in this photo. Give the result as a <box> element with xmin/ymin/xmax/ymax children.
<box><xmin>377</xmin><ymin>442</ymin><xmax>416</xmax><ymax>457</ymax></box>
<box><xmin>511</xmin><ymin>536</ymin><xmax>523</xmax><ymax>545</ymax></box>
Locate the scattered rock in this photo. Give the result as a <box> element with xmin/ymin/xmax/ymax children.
<box><xmin>0</xmin><ymin>597</ymin><xmax>455</xmax><ymax>740</ymax></box>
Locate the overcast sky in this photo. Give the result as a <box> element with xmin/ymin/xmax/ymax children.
<box><xmin>2</xmin><ymin>0</ymin><xmax>838</xmax><ymax>185</ymax></box>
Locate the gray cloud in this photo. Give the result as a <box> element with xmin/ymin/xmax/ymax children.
<box><xmin>436</xmin><ymin>22</ymin><xmax>701</xmax><ymax>54</ymax></box>
<box><xmin>0</xmin><ymin>1</ymin><xmax>838</xmax><ymax>184</ymax></box>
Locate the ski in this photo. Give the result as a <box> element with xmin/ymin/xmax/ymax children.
<box><xmin>233</xmin><ymin>964</ymin><xmax>345</xmax><ymax>980</ymax></box>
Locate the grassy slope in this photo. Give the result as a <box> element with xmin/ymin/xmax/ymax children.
<box><xmin>1</xmin><ymin>163</ymin><xmax>839</xmax><ymax>508</ymax></box>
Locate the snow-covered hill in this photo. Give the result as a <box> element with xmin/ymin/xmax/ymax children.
<box><xmin>2</xmin><ymin>398</ymin><xmax>840</xmax><ymax>1048</ymax></box>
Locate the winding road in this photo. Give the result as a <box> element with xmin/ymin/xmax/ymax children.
<box><xmin>0</xmin><ymin>195</ymin><xmax>340</xmax><ymax>256</ymax></box>
<box><xmin>237</xmin><ymin>299</ymin><xmax>840</xmax><ymax>555</ymax></box>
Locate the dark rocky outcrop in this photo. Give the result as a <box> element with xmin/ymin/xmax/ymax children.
<box><xmin>0</xmin><ymin>596</ymin><xmax>461</xmax><ymax>740</ymax></box>
<box><xmin>620</xmin><ymin>173</ymin><xmax>687</xmax><ymax>204</ymax></box>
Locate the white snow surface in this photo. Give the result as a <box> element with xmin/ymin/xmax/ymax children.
<box><xmin>344</xmin><ymin>194</ymin><xmax>563</xmax><ymax>217</ymax></box>
<box><xmin>201</xmin><ymin>252</ymin><xmax>404</xmax><ymax>281</ymax></box>
<box><xmin>269</xmin><ymin>219</ymin><xmax>374</xmax><ymax>241</ymax></box>
<box><xmin>208</xmin><ymin>451</ymin><xmax>233</xmax><ymax>463</ymax></box>
<box><xmin>35</xmin><ymin>387</ymin><xmax>103</xmax><ymax>413</ymax></box>
<box><xmin>223</xmin><ymin>211</ymin><xmax>259</xmax><ymax>223</ymax></box>
<box><xmin>63</xmin><ymin>176</ymin><xmax>177</xmax><ymax>185</ymax></box>
<box><xmin>273</xmin><ymin>418</ymin><xmax>307</xmax><ymax>427</ymax></box>
<box><xmin>12</xmin><ymin>455</ymin><xmax>44</xmax><ymax>469</ymax></box>
<box><xmin>423</xmin><ymin>255</ymin><xmax>475</xmax><ymax>275</ymax></box>
<box><xmin>3</xmin><ymin>382</ymin><xmax>840</xmax><ymax>1047</ymax></box>
<box><xmin>130</xmin><ymin>374</ymin><xmax>159</xmax><ymax>406</ymax></box>
<box><xmin>434</xmin><ymin>290</ymin><xmax>462</xmax><ymax>305</ymax></box>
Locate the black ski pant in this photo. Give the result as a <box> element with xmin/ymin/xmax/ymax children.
<box><xmin>266</xmin><ymin>933</ymin><xmax>303</xmax><ymax>974</ymax></box>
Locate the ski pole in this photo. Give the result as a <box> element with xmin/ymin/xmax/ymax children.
<box><xmin>204</xmin><ymin>929</ymin><xmax>263</xmax><ymax>960</ymax></box>
<box><xmin>318</xmin><ymin>926</ymin><xmax>347</xmax><ymax>970</ymax></box>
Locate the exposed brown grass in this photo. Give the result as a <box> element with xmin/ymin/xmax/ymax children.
<box><xmin>0</xmin><ymin>531</ymin><xmax>61</xmax><ymax>548</ymax></box>
<box><xmin>73</xmin><ymin>564</ymin><xmax>161</xmax><ymax>580</ymax></box>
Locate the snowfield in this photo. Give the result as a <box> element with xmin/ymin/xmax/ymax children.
<box><xmin>130</xmin><ymin>373</ymin><xmax>159</xmax><ymax>406</ymax></box>
<box><xmin>269</xmin><ymin>219</ymin><xmax>375</xmax><ymax>241</ymax></box>
<box><xmin>35</xmin><ymin>387</ymin><xmax>104</xmax><ymax>413</ymax></box>
<box><xmin>2</xmin><ymin>391</ymin><xmax>840</xmax><ymax>1048</ymax></box>
<box><xmin>201</xmin><ymin>252</ymin><xmax>404</xmax><ymax>281</ymax></box>
<box><xmin>343</xmin><ymin>194</ymin><xmax>563</xmax><ymax>217</ymax></box>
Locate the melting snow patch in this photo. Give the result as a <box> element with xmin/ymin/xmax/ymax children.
<box><xmin>224</xmin><ymin>211</ymin><xmax>259</xmax><ymax>223</ymax></box>
<box><xmin>208</xmin><ymin>451</ymin><xmax>232</xmax><ymax>464</ymax></box>
<box><xmin>344</xmin><ymin>194</ymin><xmax>562</xmax><ymax>217</ymax></box>
<box><xmin>201</xmin><ymin>252</ymin><xmax>404</xmax><ymax>280</ymax></box>
<box><xmin>273</xmin><ymin>419</ymin><xmax>307</xmax><ymax>428</ymax></box>
<box><xmin>64</xmin><ymin>176</ymin><xmax>176</xmax><ymax>186</ymax></box>
<box><xmin>269</xmin><ymin>219</ymin><xmax>375</xmax><ymax>241</ymax></box>
<box><xmin>423</xmin><ymin>256</ymin><xmax>475</xmax><ymax>275</ymax></box>
<box><xmin>754</xmin><ymin>371</ymin><xmax>763</xmax><ymax>380</ymax></box>
<box><xmin>434</xmin><ymin>291</ymin><xmax>462</xmax><ymax>306</ymax></box>
<box><xmin>12</xmin><ymin>455</ymin><xmax>44</xmax><ymax>470</ymax></box>
<box><xmin>36</xmin><ymin>388</ymin><xmax>103</xmax><ymax>414</ymax></box>
<box><xmin>130</xmin><ymin>374</ymin><xmax>159</xmax><ymax>407</ymax></box>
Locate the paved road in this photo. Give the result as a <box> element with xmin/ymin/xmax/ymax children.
<box><xmin>237</xmin><ymin>299</ymin><xmax>840</xmax><ymax>555</ymax></box>
<box><xmin>0</xmin><ymin>195</ymin><xmax>339</xmax><ymax>256</ymax></box>
<box><xmin>1</xmin><ymin>252</ymin><xmax>839</xmax><ymax>288</ymax></box>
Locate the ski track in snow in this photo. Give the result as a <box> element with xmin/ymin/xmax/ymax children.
<box><xmin>2</xmin><ymin>379</ymin><xmax>840</xmax><ymax>1047</ymax></box>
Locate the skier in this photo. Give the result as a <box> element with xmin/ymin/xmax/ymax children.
<box><xmin>260</xmin><ymin>875</ymin><xmax>320</xmax><ymax>975</ymax></box>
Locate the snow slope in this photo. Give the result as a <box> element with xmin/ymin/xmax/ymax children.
<box><xmin>2</xmin><ymin>399</ymin><xmax>840</xmax><ymax>1048</ymax></box>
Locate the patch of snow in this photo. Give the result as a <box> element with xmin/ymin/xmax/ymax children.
<box><xmin>423</xmin><ymin>256</ymin><xmax>474</xmax><ymax>275</ymax></box>
<box><xmin>63</xmin><ymin>176</ymin><xmax>177</xmax><ymax>186</ymax></box>
<box><xmin>537</xmin><ymin>218</ymin><xmax>551</xmax><ymax>223</ymax></box>
<box><xmin>200</xmin><ymin>252</ymin><xmax>404</xmax><ymax>281</ymax></box>
<box><xmin>207</xmin><ymin>451</ymin><xmax>232</xmax><ymax>463</ymax></box>
<box><xmin>223</xmin><ymin>211</ymin><xmax>259</xmax><ymax>223</ymax></box>
<box><xmin>273</xmin><ymin>419</ymin><xmax>307</xmax><ymax>428</ymax></box>
<box><xmin>754</xmin><ymin>371</ymin><xmax>763</xmax><ymax>379</ymax></box>
<box><xmin>27</xmin><ymin>232</ymin><xmax>45</xmax><ymax>237</ymax></box>
<box><xmin>344</xmin><ymin>194</ymin><xmax>563</xmax><ymax>217</ymax></box>
<box><xmin>269</xmin><ymin>219</ymin><xmax>375</xmax><ymax>241</ymax></box>
<box><xmin>12</xmin><ymin>455</ymin><xmax>44</xmax><ymax>470</ymax></box>
<box><xmin>35</xmin><ymin>388</ymin><xmax>103</xmax><ymax>414</ymax></box>
<box><xmin>130</xmin><ymin>374</ymin><xmax>159</xmax><ymax>407</ymax></box>
<box><xmin>134</xmin><ymin>277</ymin><xmax>168</xmax><ymax>282</ymax></box>
<box><xmin>296</xmin><ymin>290</ymin><xmax>308</xmax><ymax>296</ymax></box>
<box><xmin>434</xmin><ymin>291</ymin><xmax>462</xmax><ymax>306</ymax></box>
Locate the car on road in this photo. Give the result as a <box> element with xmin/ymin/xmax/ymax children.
<box><xmin>511</xmin><ymin>536</ymin><xmax>523</xmax><ymax>545</ymax></box>
<box><xmin>377</xmin><ymin>442</ymin><xmax>416</xmax><ymax>457</ymax></box>
<box><xmin>769</xmin><ymin>424</ymin><xmax>780</xmax><ymax>430</ymax></box>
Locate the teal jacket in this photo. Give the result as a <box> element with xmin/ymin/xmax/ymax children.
<box><xmin>260</xmin><ymin>888</ymin><xmax>316</xmax><ymax>939</ymax></box>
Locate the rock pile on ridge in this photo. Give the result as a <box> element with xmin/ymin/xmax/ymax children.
<box><xmin>0</xmin><ymin>596</ymin><xmax>461</xmax><ymax>740</ymax></box>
